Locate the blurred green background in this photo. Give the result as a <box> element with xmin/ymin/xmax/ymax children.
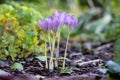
<box><xmin>1</xmin><ymin>0</ymin><xmax>120</xmax><ymax>41</ymax></box>
<box><xmin>0</xmin><ymin>0</ymin><xmax>120</xmax><ymax>60</ymax></box>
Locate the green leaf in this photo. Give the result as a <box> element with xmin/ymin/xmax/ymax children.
<box><xmin>36</xmin><ymin>56</ymin><xmax>47</xmax><ymax>61</ymax></box>
<box><xmin>58</xmin><ymin>67</ymin><xmax>72</xmax><ymax>74</ymax></box>
<box><xmin>107</xmin><ymin>61</ymin><xmax>120</xmax><ymax>80</ymax></box>
<box><xmin>114</xmin><ymin>39</ymin><xmax>120</xmax><ymax>61</ymax></box>
<box><xmin>10</xmin><ymin>53</ymin><xmax>17</xmax><ymax>61</ymax></box>
<box><xmin>35</xmin><ymin>45</ymin><xmax>44</xmax><ymax>53</ymax></box>
<box><xmin>11</xmin><ymin>62</ymin><xmax>23</xmax><ymax>71</ymax></box>
<box><xmin>8</xmin><ymin>45</ymin><xmax>16</xmax><ymax>53</ymax></box>
<box><xmin>106</xmin><ymin>61</ymin><xmax>120</xmax><ymax>74</ymax></box>
<box><xmin>0</xmin><ymin>54</ymin><xmax>6</xmax><ymax>60</ymax></box>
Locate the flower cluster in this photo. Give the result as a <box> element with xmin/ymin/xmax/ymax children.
<box><xmin>38</xmin><ymin>10</ymin><xmax>78</xmax><ymax>32</ymax></box>
<box><xmin>38</xmin><ymin>10</ymin><xmax>78</xmax><ymax>70</ymax></box>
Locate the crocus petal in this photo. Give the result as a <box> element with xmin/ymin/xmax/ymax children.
<box><xmin>45</xmin><ymin>18</ymin><xmax>51</xmax><ymax>31</ymax></box>
<box><xmin>66</xmin><ymin>15</ymin><xmax>78</xmax><ymax>29</ymax></box>
<box><xmin>66</xmin><ymin>15</ymin><xmax>72</xmax><ymax>27</ymax></box>
<box><xmin>49</xmin><ymin>16</ymin><xmax>54</xmax><ymax>30</ymax></box>
<box><xmin>74</xmin><ymin>18</ymin><xmax>78</xmax><ymax>26</ymax></box>
<box><xmin>38</xmin><ymin>20</ymin><xmax>46</xmax><ymax>31</ymax></box>
<box><xmin>38</xmin><ymin>20</ymin><xmax>43</xmax><ymax>27</ymax></box>
<box><xmin>60</xmin><ymin>12</ymin><xmax>67</xmax><ymax>25</ymax></box>
<box><xmin>53</xmin><ymin>17</ymin><xmax>60</xmax><ymax>32</ymax></box>
<box><xmin>54</xmin><ymin>10</ymin><xmax>67</xmax><ymax>26</ymax></box>
<box><xmin>42</xmin><ymin>20</ymin><xmax>48</xmax><ymax>31</ymax></box>
<box><xmin>54</xmin><ymin>10</ymin><xmax>60</xmax><ymax>17</ymax></box>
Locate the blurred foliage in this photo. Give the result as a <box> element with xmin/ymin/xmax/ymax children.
<box><xmin>0</xmin><ymin>3</ymin><xmax>45</xmax><ymax>60</ymax></box>
<box><xmin>4</xmin><ymin>0</ymin><xmax>70</xmax><ymax>17</ymax></box>
<box><xmin>114</xmin><ymin>39</ymin><xmax>120</xmax><ymax>61</ymax></box>
<box><xmin>70</xmin><ymin>0</ymin><xmax>120</xmax><ymax>42</ymax></box>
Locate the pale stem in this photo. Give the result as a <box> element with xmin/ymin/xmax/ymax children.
<box><xmin>49</xmin><ymin>33</ymin><xmax>56</xmax><ymax>70</ymax></box>
<box><xmin>48</xmin><ymin>32</ymin><xmax>53</xmax><ymax>70</ymax></box>
<box><xmin>63</xmin><ymin>29</ymin><xmax>71</xmax><ymax>69</ymax></box>
<box><xmin>57</xmin><ymin>31</ymin><xmax>60</xmax><ymax>50</ymax></box>
<box><xmin>55</xmin><ymin>31</ymin><xmax>61</xmax><ymax>67</ymax></box>
<box><xmin>48</xmin><ymin>33</ymin><xmax>52</xmax><ymax>55</ymax></box>
<box><xmin>55</xmin><ymin>60</ymin><xmax>58</xmax><ymax>67</ymax></box>
<box><xmin>45</xmin><ymin>41</ymin><xmax>48</xmax><ymax>69</ymax></box>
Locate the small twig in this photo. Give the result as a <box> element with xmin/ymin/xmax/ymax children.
<box><xmin>95</xmin><ymin>43</ymin><xmax>113</xmax><ymax>51</ymax></box>
<box><xmin>77</xmin><ymin>59</ymin><xmax>102</xmax><ymax>66</ymax></box>
<box><xmin>38</xmin><ymin>61</ymin><xmax>43</xmax><ymax>67</ymax></box>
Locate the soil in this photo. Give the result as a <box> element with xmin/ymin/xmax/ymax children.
<box><xmin>0</xmin><ymin>41</ymin><xmax>114</xmax><ymax>80</ymax></box>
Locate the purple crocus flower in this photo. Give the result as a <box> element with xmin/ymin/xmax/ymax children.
<box><xmin>38</xmin><ymin>20</ymin><xmax>48</xmax><ymax>31</ymax></box>
<box><xmin>45</xmin><ymin>16</ymin><xmax>60</xmax><ymax>32</ymax></box>
<box><xmin>52</xmin><ymin>17</ymin><xmax>60</xmax><ymax>32</ymax></box>
<box><xmin>54</xmin><ymin>10</ymin><xmax>67</xmax><ymax>26</ymax></box>
<box><xmin>45</xmin><ymin>18</ymin><xmax>53</xmax><ymax>31</ymax></box>
<box><xmin>38</xmin><ymin>17</ymin><xmax>54</xmax><ymax>31</ymax></box>
<box><xmin>66</xmin><ymin>15</ymin><xmax>78</xmax><ymax>29</ymax></box>
<box><xmin>38</xmin><ymin>16</ymin><xmax>60</xmax><ymax>32</ymax></box>
<box><xmin>38</xmin><ymin>10</ymin><xmax>78</xmax><ymax>32</ymax></box>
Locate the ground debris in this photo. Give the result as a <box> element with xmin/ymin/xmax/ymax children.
<box><xmin>44</xmin><ymin>73</ymin><xmax>107</xmax><ymax>80</ymax></box>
